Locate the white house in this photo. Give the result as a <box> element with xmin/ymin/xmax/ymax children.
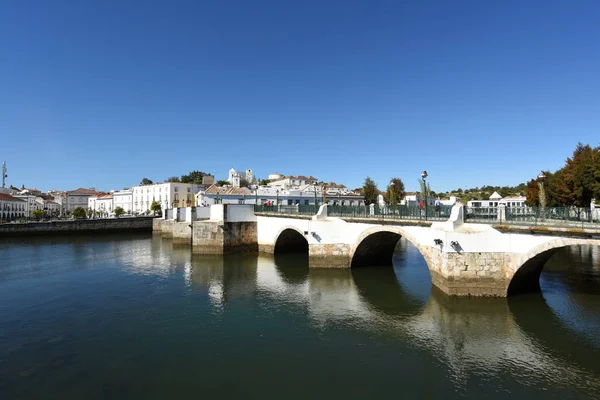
<box><xmin>269</xmin><ymin>175</ymin><xmax>318</xmax><ymax>189</ymax></box>
<box><xmin>113</xmin><ymin>189</ymin><xmax>133</xmax><ymax>214</ymax></box>
<box><xmin>467</xmin><ymin>191</ymin><xmax>527</xmax><ymax>209</ymax></box>
<box><xmin>66</xmin><ymin>188</ymin><xmax>101</xmax><ymax>211</ymax></box>
<box><xmin>13</xmin><ymin>194</ymin><xmax>38</xmax><ymax>217</ymax></box>
<box><xmin>35</xmin><ymin>196</ymin><xmax>60</xmax><ymax>216</ymax></box>
<box><xmin>0</xmin><ymin>193</ymin><xmax>27</xmax><ymax>221</ymax></box>
<box><xmin>132</xmin><ymin>182</ymin><xmax>203</xmax><ymax>215</ymax></box>
<box><xmin>401</xmin><ymin>192</ymin><xmax>436</xmax><ymax>208</ymax></box>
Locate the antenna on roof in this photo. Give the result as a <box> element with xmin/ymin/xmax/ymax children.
<box><xmin>1</xmin><ymin>161</ymin><xmax>7</xmax><ymax>188</ymax></box>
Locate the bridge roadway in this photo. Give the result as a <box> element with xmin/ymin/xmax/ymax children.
<box><xmin>153</xmin><ymin>204</ymin><xmax>600</xmax><ymax>297</ymax></box>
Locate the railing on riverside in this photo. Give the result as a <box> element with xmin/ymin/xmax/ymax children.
<box><xmin>254</xmin><ymin>204</ymin><xmax>453</xmax><ymax>221</ymax></box>
<box><xmin>466</xmin><ymin>206</ymin><xmax>600</xmax><ymax>228</ymax></box>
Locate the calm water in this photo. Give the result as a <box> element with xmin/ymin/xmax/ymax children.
<box><xmin>1</xmin><ymin>234</ymin><xmax>600</xmax><ymax>399</ymax></box>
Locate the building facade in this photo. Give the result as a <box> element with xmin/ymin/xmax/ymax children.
<box><xmin>132</xmin><ymin>182</ymin><xmax>203</xmax><ymax>215</ymax></box>
<box><xmin>0</xmin><ymin>193</ymin><xmax>27</xmax><ymax>221</ymax></box>
<box><xmin>113</xmin><ymin>189</ymin><xmax>133</xmax><ymax>214</ymax></box>
<box><xmin>66</xmin><ymin>188</ymin><xmax>101</xmax><ymax>212</ymax></box>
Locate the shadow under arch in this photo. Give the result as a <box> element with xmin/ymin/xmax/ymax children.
<box><xmin>351</xmin><ymin>265</ymin><xmax>426</xmax><ymax>317</ymax></box>
<box><xmin>350</xmin><ymin>226</ymin><xmax>430</xmax><ymax>268</ymax></box>
<box><xmin>508</xmin><ymin>240</ymin><xmax>600</xmax><ymax>296</ymax></box>
<box><xmin>273</xmin><ymin>252</ymin><xmax>309</xmax><ymax>284</ymax></box>
<box><xmin>508</xmin><ymin>291</ymin><xmax>600</xmax><ymax>375</ymax></box>
<box><xmin>274</xmin><ymin>228</ymin><xmax>308</xmax><ymax>254</ymax></box>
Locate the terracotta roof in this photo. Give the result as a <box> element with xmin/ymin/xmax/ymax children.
<box><xmin>285</xmin><ymin>175</ymin><xmax>318</xmax><ymax>181</ymax></box>
<box><xmin>205</xmin><ymin>185</ymin><xmax>252</xmax><ymax>195</ymax></box>
<box><xmin>0</xmin><ymin>193</ymin><xmax>26</xmax><ymax>202</ymax></box>
<box><xmin>67</xmin><ymin>188</ymin><xmax>100</xmax><ymax>195</ymax></box>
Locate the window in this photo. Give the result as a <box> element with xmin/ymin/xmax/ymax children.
<box><xmin>304</xmin><ymin>200</ymin><xmax>309</xmax><ymax>205</ymax></box>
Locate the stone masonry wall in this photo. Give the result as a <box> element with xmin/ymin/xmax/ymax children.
<box><xmin>0</xmin><ymin>217</ymin><xmax>153</xmax><ymax>237</ymax></box>
<box><xmin>192</xmin><ymin>221</ymin><xmax>224</xmax><ymax>254</ymax></box>
<box><xmin>192</xmin><ymin>221</ymin><xmax>258</xmax><ymax>254</ymax></box>
<box><xmin>309</xmin><ymin>244</ymin><xmax>351</xmax><ymax>268</ymax></box>
<box><xmin>424</xmin><ymin>247</ymin><xmax>510</xmax><ymax>297</ymax></box>
<box><xmin>172</xmin><ymin>221</ymin><xmax>192</xmax><ymax>244</ymax></box>
<box><xmin>223</xmin><ymin>222</ymin><xmax>258</xmax><ymax>253</ymax></box>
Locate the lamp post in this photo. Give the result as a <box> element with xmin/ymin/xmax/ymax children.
<box><xmin>421</xmin><ymin>171</ymin><xmax>428</xmax><ymax>221</ymax></box>
<box><xmin>538</xmin><ymin>171</ymin><xmax>546</xmax><ymax>218</ymax></box>
<box><xmin>389</xmin><ymin>180</ymin><xmax>395</xmax><ymax>215</ymax></box>
<box><xmin>537</xmin><ymin>171</ymin><xmax>546</xmax><ymax>189</ymax></box>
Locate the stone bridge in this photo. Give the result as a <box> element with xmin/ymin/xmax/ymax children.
<box><xmin>153</xmin><ymin>204</ymin><xmax>600</xmax><ymax>297</ymax></box>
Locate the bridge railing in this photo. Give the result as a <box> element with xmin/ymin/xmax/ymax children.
<box><xmin>254</xmin><ymin>204</ymin><xmax>453</xmax><ymax>221</ymax></box>
<box><xmin>466</xmin><ymin>206</ymin><xmax>600</xmax><ymax>228</ymax></box>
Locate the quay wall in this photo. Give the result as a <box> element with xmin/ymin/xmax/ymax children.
<box><xmin>0</xmin><ymin>217</ymin><xmax>154</xmax><ymax>237</ymax></box>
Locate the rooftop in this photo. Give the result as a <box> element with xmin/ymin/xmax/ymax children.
<box><xmin>0</xmin><ymin>193</ymin><xmax>25</xmax><ymax>202</ymax></box>
<box><xmin>205</xmin><ymin>185</ymin><xmax>252</xmax><ymax>196</ymax></box>
<box><xmin>67</xmin><ymin>188</ymin><xmax>101</xmax><ymax>195</ymax></box>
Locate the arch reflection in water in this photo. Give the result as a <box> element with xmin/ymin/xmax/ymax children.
<box><xmin>508</xmin><ymin>243</ymin><xmax>600</xmax><ymax>296</ymax></box>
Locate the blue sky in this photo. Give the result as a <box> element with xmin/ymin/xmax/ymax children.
<box><xmin>1</xmin><ymin>0</ymin><xmax>599</xmax><ymax>193</ymax></box>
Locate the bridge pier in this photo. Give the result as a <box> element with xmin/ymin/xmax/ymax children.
<box><xmin>308</xmin><ymin>244</ymin><xmax>351</xmax><ymax>268</ymax></box>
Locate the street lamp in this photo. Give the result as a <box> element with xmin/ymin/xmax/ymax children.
<box><xmin>421</xmin><ymin>170</ymin><xmax>428</xmax><ymax>220</ymax></box>
<box><xmin>538</xmin><ymin>171</ymin><xmax>546</xmax><ymax>188</ymax></box>
<box><xmin>538</xmin><ymin>171</ymin><xmax>546</xmax><ymax>216</ymax></box>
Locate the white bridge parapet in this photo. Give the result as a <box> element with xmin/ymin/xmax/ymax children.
<box><xmin>256</xmin><ymin>203</ymin><xmax>600</xmax><ymax>297</ymax></box>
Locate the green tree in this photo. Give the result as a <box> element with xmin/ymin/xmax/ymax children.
<box><xmin>150</xmin><ymin>201</ymin><xmax>161</xmax><ymax>216</ymax></box>
<box><xmin>166</xmin><ymin>176</ymin><xmax>181</xmax><ymax>183</ymax></box>
<box><xmin>181</xmin><ymin>170</ymin><xmax>210</xmax><ymax>184</ymax></box>
<box><xmin>216</xmin><ymin>180</ymin><xmax>229</xmax><ymax>186</ymax></box>
<box><xmin>363</xmin><ymin>177</ymin><xmax>378</xmax><ymax>205</ymax></box>
<box><xmin>114</xmin><ymin>206</ymin><xmax>125</xmax><ymax>218</ymax></box>
<box><xmin>386</xmin><ymin>177</ymin><xmax>405</xmax><ymax>206</ymax></box>
<box><xmin>259</xmin><ymin>179</ymin><xmax>270</xmax><ymax>186</ymax></box>
<box><xmin>72</xmin><ymin>207</ymin><xmax>86</xmax><ymax>219</ymax></box>
<box><xmin>32</xmin><ymin>209</ymin><xmax>44</xmax><ymax>220</ymax></box>
<box><xmin>140</xmin><ymin>178</ymin><xmax>153</xmax><ymax>185</ymax></box>
<box><xmin>87</xmin><ymin>208</ymin><xmax>93</xmax><ymax>218</ymax></box>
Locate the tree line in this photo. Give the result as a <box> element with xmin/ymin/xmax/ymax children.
<box><xmin>525</xmin><ymin>143</ymin><xmax>600</xmax><ymax>207</ymax></box>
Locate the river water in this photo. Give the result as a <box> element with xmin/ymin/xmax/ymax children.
<box><xmin>1</xmin><ymin>234</ymin><xmax>599</xmax><ymax>399</ymax></box>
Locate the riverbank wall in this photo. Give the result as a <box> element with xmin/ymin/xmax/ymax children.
<box><xmin>0</xmin><ymin>217</ymin><xmax>154</xmax><ymax>237</ymax></box>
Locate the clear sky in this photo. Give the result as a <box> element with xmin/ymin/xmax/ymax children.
<box><xmin>1</xmin><ymin>0</ymin><xmax>599</xmax><ymax>193</ymax></box>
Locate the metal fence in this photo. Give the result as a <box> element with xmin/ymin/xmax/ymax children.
<box><xmin>254</xmin><ymin>204</ymin><xmax>453</xmax><ymax>221</ymax></box>
<box><xmin>466</xmin><ymin>206</ymin><xmax>600</xmax><ymax>228</ymax></box>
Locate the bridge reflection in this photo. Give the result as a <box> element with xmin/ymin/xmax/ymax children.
<box><xmin>117</xmin><ymin>235</ymin><xmax>600</xmax><ymax>396</ymax></box>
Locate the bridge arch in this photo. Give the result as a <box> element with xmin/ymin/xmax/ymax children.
<box><xmin>273</xmin><ymin>226</ymin><xmax>309</xmax><ymax>254</ymax></box>
<box><xmin>507</xmin><ymin>238</ymin><xmax>600</xmax><ymax>295</ymax></box>
<box><xmin>349</xmin><ymin>226</ymin><xmax>432</xmax><ymax>270</ymax></box>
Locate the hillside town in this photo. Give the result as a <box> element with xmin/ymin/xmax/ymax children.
<box><xmin>0</xmin><ymin>162</ymin><xmax>456</xmax><ymax>221</ymax></box>
<box><xmin>1</xmin><ymin>161</ymin><xmax>598</xmax><ymax>223</ymax></box>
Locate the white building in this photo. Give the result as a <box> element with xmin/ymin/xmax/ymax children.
<box><xmin>113</xmin><ymin>189</ymin><xmax>133</xmax><ymax>214</ymax></box>
<box><xmin>439</xmin><ymin>196</ymin><xmax>458</xmax><ymax>206</ymax></box>
<box><xmin>401</xmin><ymin>192</ymin><xmax>436</xmax><ymax>208</ymax></box>
<box><xmin>35</xmin><ymin>196</ymin><xmax>60</xmax><ymax>216</ymax></box>
<box><xmin>197</xmin><ymin>184</ymin><xmax>364</xmax><ymax>207</ymax></box>
<box><xmin>13</xmin><ymin>194</ymin><xmax>37</xmax><ymax>217</ymax></box>
<box><xmin>0</xmin><ymin>193</ymin><xmax>27</xmax><ymax>222</ymax></box>
<box><xmin>269</xmin><ymin>175</ymin><xmax>318</xmax><ymax>189</ymax></box>
<box><xmin>467</xmin><ymin>192</ymin><xmax>527</xmax><ymax>209</ymax></box>
<box><xmin>132</xmin><ymin>182</ymin><xmax>203</xmax><ymax>215</ymax></box>
<box><xmin>227</xmin><ymin>168</ymin><xmax>254</xmax><ymax>189</ymax></box>
<box><xmin>66</xmin><ymin>188</ymin><xmax>101</xmax><ymax>211</ymax></box>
